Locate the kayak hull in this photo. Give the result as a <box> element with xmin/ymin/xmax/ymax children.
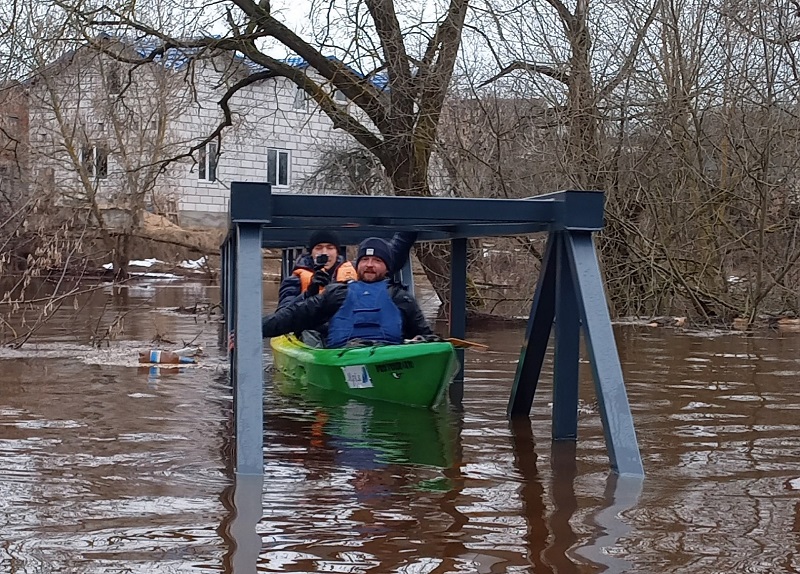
<box><xmin>269</xmin><ymin>335</ymin><xmax>458</xmax><ymax>408</ymax></box>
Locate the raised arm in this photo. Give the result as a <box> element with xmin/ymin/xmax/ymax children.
<box><xmin>387</xmin><ymin>231</ymin><xmax>418</xmax><ymax>274</ymax></box>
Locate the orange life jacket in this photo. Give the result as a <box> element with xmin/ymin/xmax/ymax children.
<box><xmin>293</xmin><ymin>261</ymin><xmax>357</xmax><ymax>294</ymax></box>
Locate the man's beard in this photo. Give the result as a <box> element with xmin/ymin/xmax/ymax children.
<box><xmin>358</xmin><ymin>271</ymin><xmax>385</xmax><ymax>283</ymax></box>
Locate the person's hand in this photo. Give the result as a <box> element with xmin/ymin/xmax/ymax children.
<box><xmin>407</xmin><ymin>334</ymin><xmax>444</xmax><ymax>343</ymax></box>
<box><xmin>307</xmin><ymin>269</ymin><xmax>331</xmax><ymax>295</ymax></box>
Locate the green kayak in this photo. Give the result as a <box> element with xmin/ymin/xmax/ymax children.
<box><xmin>269</xmin><ymin>335</ymin><xmax>459</xmax><ymax>408</ymax></box>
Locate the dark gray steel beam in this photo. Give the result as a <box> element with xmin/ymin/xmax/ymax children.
<box><xmin>232</xmin><ymin>223</ymin><xmax>265</xmax><ymax>476</ymax></box>
<box><xmin>450</xmin><ymin>238</ymin><xmax>468</xmax><ymax>386</ymax></box>
<box><xmin>535</xmin><ymin>189</ymin><xmax>604</xmax><ymax>230</ymax></box>
<box><xmin>508</xmin><ymin>233</ymin><xmax>557</xmax><ymax>417</ymax></box>
<box><xmin>230</xmin><ymin>183</ymin><xmax>605</xmax><ymax>233</ymax></box>
<box><xmin>267</xmin><ymin>192</ymin><xmax>558</xmax><ymax>223</ymax></box>
<box><xmin>564</xmin><ymin>231</ymin><xmax>643</xmax><ymax>477</ymax></box>
<box><xmin>552</xmin><ymin>232</ymin><xmax>580</xmax><ymax>440</ymax></box>
<box><xmin>260</xmin><ymin>223</ymin><xmax>551</xmax><ymax>247</ymax></box>
<box><xmin>230</xmin><ymin>182</ymin><xmax>272</xmax><ymax>223</ymax></box>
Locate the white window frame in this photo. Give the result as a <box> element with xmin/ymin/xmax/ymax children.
<box><xmin>198</xmin><ymin>142</ymin><xmax>218</xmax><ymax>182</ymax></box>
<box><xmin>81</xmin><ymin>145</ymin><xmax>108</xmax><ymax>179</ymax></box>
<box><xmin>107</xmin><ymin>63</ymin><xmax>122</xmax><ymax>96</ymax></box>
<box><xmin>333</xmin><ymin>89</ymin><xmax>348</xmax><ymax>104</ymax></box>
<box><xmin>293</xmin><ymin>87</ymin><xmax>310</xmax><ymax>110</ymax></box>
<box><xmin>266</xmin><ymin>148</ymin><xmax>290</xmax><ymax>188</ymax></box>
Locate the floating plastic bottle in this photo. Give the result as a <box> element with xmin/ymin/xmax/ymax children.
<box><xmin>138</xmin><ymin>350</ymin><xmax>196</xmax><ymax>364</ymax></box>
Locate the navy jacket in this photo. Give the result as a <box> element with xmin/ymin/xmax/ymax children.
<box><xmin>263</xmin><ymin>282</ymin><xmax>432</xmax><ymax>343</ymax></box>
<box><xmin>277</xmin><ymin>231</ymin><xmax>417</xmax><ymax>309</ymax></box>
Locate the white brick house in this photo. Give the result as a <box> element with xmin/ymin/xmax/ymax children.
<box><xmin>171</xmin><ymin>54</ymin><xmax>361</xmax><ymax>226</ymax></box>
<box><xmin>24</xmin><ymin>40</ymin><xmax>361</xmax><ymax>228</ymax></box>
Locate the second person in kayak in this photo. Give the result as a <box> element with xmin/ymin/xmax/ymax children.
<box><xmin>277</xmin><ymin>229</ymin><xmax>417</xmax><ymax>308</ymax></box>
<box><xmin>263</xmin><ymin>237</ymin><xmax>432</xmax><ymax>347</ymax></box>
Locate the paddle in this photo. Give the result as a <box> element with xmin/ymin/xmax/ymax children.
<box><xmin>445</xmin><ymin>337</ymin><xmax>489</xmax><ymax>351</ymax></box>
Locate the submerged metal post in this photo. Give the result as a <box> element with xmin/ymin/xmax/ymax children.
<box><xmin>232</xmin><ymin>222</ymin><xmax>264</xmax><ymax>475</ymax></box>
<box><xmin>228</xmin><ymin>182</ymin><xmax>272</xmax><ymax>476</ymax></box>
<box><xmin>508</xmin><ymin>234</ymin><xmax>557</xmax><ymax>417</ymax></box>
<box><xmin>508</xmin><ymin>226</ymin><xmax>643</xmax><ymax>476</ymax></box>
<box><xmin>552</xmin><ymin>233</ymin><xmax>580</xmax><ymax>440</ymax></box>
<box><xmin>563</xmin><ymin>231</ymin><xmax>643</xmax><ymax>476</ymax></box>
<box><xmin>449</xmin><ymin>238</ymin><xmax>468</xmax><ymax>386</ymax></box>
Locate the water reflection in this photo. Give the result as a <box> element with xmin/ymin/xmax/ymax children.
<box><xmin>575</xmin><ymin>473</ymin><xmax>642</xmax><ymax>574</ymax></box>
<box><xmin>510</xmin><ymin>419</ymin><xmax>549</xmax><ymax>572</ymax></box>
<box><xmin>4</xmin><ymin>280</ymin><xmax>800</xmax><ymax>572</ymax></box>
<box><xmin>220</xmin><ymin>474</ymin><xmax>264</xmax><ymax>573</ymax></box>
<box><xmin>270</xmin><ymin>375</ymin><xmax>460</xmax><ymax>469</ymax></box>
<box><xmin>511</xmin><ymin>421</ymin><xmax>640</xmax><ymax>574</ymax></box>
<box><xmin>546</xmin><ymin>442</ymin><xmax>581</xmax><ymax>573</ymax></box>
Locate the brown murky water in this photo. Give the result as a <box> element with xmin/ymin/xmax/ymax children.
<box><xmin>1</xmin><ymin>278</ymin><xmax>799</xmax><ymax>573</ymax></box>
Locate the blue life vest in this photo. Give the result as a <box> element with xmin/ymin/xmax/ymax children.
<box><xmin>326</xmin><ymin>280</ymin><xmax>403</xmax><ymax>348</ymax></box>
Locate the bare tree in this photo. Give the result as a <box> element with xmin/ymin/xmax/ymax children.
<box><xmin>461</xmin><ymin>0</ymin><xmax>800</xmax><ymax>323</ymax></box>
<box><xmin>46</xmin><ymin>0</ymin><xmax>471</xmax><ymax>301</ymax></box>
<box><xmin>25</xmin><ymin>34</ymin><xmax>194</xmax><ymax>277</ymax></box>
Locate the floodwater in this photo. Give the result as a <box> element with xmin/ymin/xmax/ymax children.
<box><xmin>1</xmin><ymin>278</ymin><xmax>799</xmax><ymax>573</ymax></box>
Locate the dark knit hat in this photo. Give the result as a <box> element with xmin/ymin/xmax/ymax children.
<box><xmin>356</xmin><ymin>237</ymin><xmax>393</xmax><ymax>270</ymax></box>
<box><xmin>307</xmin><ymin>229</ymin><xmax>341</xmax><ymax>252</ymax></box>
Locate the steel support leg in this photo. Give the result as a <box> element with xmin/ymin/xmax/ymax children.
<box><xmin>508</xmin><ymin>233</ymin><xmax>557</xmax><ymax>417</ymax></box>
<box><xmin>449</xmin><ymin>238</ymin><xmax>467</xmax><ymax>387</ymax></box>
<box><xmin>552</xmin><ymin>233</ymin><xmax>580</xmax><ymax>440</ymax></box>
<box><xmin>564</xmin><ymin>231</ymin><xmax>643</xmax><ymax>476</ymax></box>
<box><xmin>232</xmin><ymin>223</ymin><xmax>264</xmax><ymax>476</ymax></box>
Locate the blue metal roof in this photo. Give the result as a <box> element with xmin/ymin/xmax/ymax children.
<box><xmin>244</xmin><ymin>53</ymin><xmax>389</xmax><ymax>91</ymax></box>
<box><xmin>124</xmin><ymin>35</ymin><xmax>389</xmax><ymax>90</ymax></box>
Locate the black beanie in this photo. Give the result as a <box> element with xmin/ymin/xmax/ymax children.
<box><xmin>307</xmin><ymin>229</ymin><xmax>341</xmax><ymax>252</ymax></box>
<box><xmin>356</xmin><ymin>237</ymin><xmax>393</xmax><ymax>270</ymax></box>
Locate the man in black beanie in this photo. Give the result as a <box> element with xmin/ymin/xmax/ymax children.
<box><xmin>264</xmin><ymin>237</ymin><xmax>432</xmax><ymax>347</ymax></box>
<box><xmin>277</xmin><ymin>230</ymin><xmax>417</xmax><ymax>309</ymax></box>
<box><xmin>277</xmin><ymin>229</ymin><xmax>357</xmax><ymax>308</ymax></box>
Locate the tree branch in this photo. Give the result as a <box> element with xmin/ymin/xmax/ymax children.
<box><xmin>478</xmin><ymin>60</ymin><xmax>571</xmax><ymax>88</ymax></box>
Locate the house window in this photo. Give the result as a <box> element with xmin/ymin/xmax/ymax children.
<box><xmin>267</xmin><ymin>148</ymin><xmax>289</xmax><ymax>187</ymax></box>
<box><xmin>333</xmin><ymin>89</ymin><xmax>348</xmax><ymax>104</ymax></box>
<box><xmin>107</xmin><ymin>63</ymin><xmax>122</xmax><ymax>95</ymax></box>
<box><xmin>293</xmin><ymin>87</ymin><xmax>309</xmax><ymax>110</ymax></box>
<box><xmin>81</xmin><ymin>145</ymin><xmax>108</xmax><ymax>179</ymax></box>
<box><xmin>198</xmin><ymin>142</ymin><xmax>218</xmax><ymax>182</ymax></box>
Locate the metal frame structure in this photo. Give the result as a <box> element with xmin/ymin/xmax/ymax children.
<box><xmin>221</xmin><ymin>181</ymin><xmax>644</xmax><ymax>477</ymax></box>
